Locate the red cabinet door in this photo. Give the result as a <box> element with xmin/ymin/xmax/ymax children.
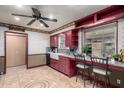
<box><xmin>54</xmin><ymin>35</ymin><xmax>58</xmax><ymax>47</ymax></box>
<box><xmin>59</xmin><ymin>56</ymin><xmax>70</xmax><ymax>75</ymax></box>
<box><xmin>65</xmin><ymin>30</ymin><xmax>72</xmax><ymax>47</ymax></box>
<box><xmin>50</xmin><ymin>59</ymin><xmax>55</xmax><ymax>68</ymax></box>
<box><xmin>50</xmin><ymin>59</ymin><xmax>59</xmax><ymax>70</ymax></box>
<box><xmin>58</xmin><ymin>60</ymin><xmax>63</xmax><ymax>72</ymax></box>
<box><xmin>51</xmin><ymin>56</ymin><xmax>77</xmax><ymax>77</ymax></box>
<box><xmin>50</xmin><ymin>36</ymin><xmax>52</xmax><ymax>47</ymax></box>
<box><xmin>59</xmin><ymin>56</ymin><xmax>77</xmax><ymax>77</ymax></box>
<box><xmin>60</xmin><ymin>56</ymin><xmax>69</xmax><ymax>73</ymax></box>
<box><xmin>59</xmin><ymin>56</ymin><xmax>65</xmax><ymax>73</ymax></box>
<box><xmin>50</xmin><ymin>35</ymin><xmax>58</xmax><ymax>47</ymax></box>
<box><xmin>69</xmin><ymin>59</ymin><xmax>77</xmax><ymax>76</ymax></box>
<box><xmin>55</xmin><ymin>60</ymin><xmax>59</xmax><ymax>70</ymax></box>
<box><xmin>65</xmin><ymin>60</ymin><xmax>70</xmax><ymax>75</ymax></box>
<box><xmin>50</xmin><ymin>36</ymin><xmax>54</xmax><ymax>47</ymax></box>
<box><xmin>61</xmin><ymin>61</ymin><xmax>67</xmax><ymax>73</ymax></box>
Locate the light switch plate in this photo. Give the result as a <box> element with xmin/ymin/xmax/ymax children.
<box><xmin>117</xmin><ymin>79</ymin><xmax>121</xmax><ymax>84</ymax></box>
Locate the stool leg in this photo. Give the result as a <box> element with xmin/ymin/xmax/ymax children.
<box><xmin>107</xmin><ymin>76</ymin><xmax>110</xmax><ymax>88</ymax></box>
<box><xmin>96</xmin><ymin>74</ymin><xmax>99</xmax><ymax>87</ymax></box>
<box><xmin>93</xmin><ymin>73</ymin><xmax>96</xmax><ymax>88</ymax></box>
<box><xmin>87</xmin><ymin>68</ymin><xmax>91</xmax><ymax>83</ymax></box>
<box><xmin>76</xmin><ymin>70</ymin><xmax>79</xmax><ymax>82</ymax></box>
<box><xmin>104</xmin><ymin>76</ymin><xmax>107</xmax><ymax>88</ymax></box>
<box><xmin>83</xmin><ymin>70</ymin><xmax>85</xmax><ymax>87</ymax></box>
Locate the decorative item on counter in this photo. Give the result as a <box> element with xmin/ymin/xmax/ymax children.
<box><xmin>120</xmin><ymin>49</ymin><xmax>124</xmax><ymax>62</ymax></box>
<box><xmin>112</xmin><ymin>54</ymin><xmax>121</xmax><ymax>61</ymax></box>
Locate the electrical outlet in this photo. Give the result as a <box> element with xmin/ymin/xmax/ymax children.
<box><xmin>0</xmin><ymin>72</ymin><xmax>4</xmax><ymax>75</ymax></box>
<box><xmin>117</xmin><ymin>79</ymin><xmax>121</xmax><ymax>84</ymax></box>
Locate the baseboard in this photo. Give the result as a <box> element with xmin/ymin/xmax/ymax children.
<box><xmin>27</xmin><ymin>64</ymin><xmax>47</xmax><ymax>69</ymax></box>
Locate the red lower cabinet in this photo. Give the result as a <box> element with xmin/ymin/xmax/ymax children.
<box><xmin>50</xmin><ymin>56</ymin><xmax>76</xmax><ymax>77</ymax></box>
<box><xmin>50</xmin><ymin>35</ymin><xmax>58</xmax><ymax>47</ymax></box>
<box><xmin>59</xmin><ymin>56</ymin><xmax>67</xmax><ymax>74</ymax></box>
<box><xmin>66</xmin><ymin>59</ymin><xmax>77</xmax><ymax>77</ymax></box>
<box><xmin>50</xmin><ymin>59</ymin><xmax>59</xmax><ymax>70</ymax></box>
<box><xmin>68</xmin><ymin>60</ymin><xmax>77</xmax><ymax>77</ymax></box>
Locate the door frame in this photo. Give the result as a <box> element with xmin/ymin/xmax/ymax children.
<box><xmin>4</xmin><ymin>31</ymin><xmax>28</xmax><ymax>74</ymax></box>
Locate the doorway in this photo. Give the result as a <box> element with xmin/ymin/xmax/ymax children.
<box><xmin>5</xmin><ymin>31</ymin><xmax>28</xmax><ymax>74</ymax></box>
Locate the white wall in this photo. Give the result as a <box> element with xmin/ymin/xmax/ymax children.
<box><xmin>118</xmin><ymin>18</ymin><xmax>124</xmax><ymax>53</ymax></box>
<box><xmin>0</xmin><ymin>27</ymin><xmax>9</xmax><ymax>56</ymax></box>
<box><xmin>78</xmin><ymin>30</ymin><xmax>84</xmax><ymax>53</ymax></box>
<box><xmin>26</xmin><ymin>31</ymin><xmax>50</xmax><ymax>54</ymax></box>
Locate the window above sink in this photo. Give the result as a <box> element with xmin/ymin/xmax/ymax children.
<box><xmin>58</xmin><ymin>34</ymin><xmax>66</xmax><ymax>49</ymax></box>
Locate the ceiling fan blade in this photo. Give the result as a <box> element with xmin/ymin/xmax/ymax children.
<box><xmin>27</xmin><ymin>19</ymin><xmax>36</xmax><ymax>25</ymax></box>
<box><xmin>32</xmin><ymin>8</ymin><xmax>41</xmax><ymax>17</ymax></box>
<box><xmin>40</xmin><ymin>17</ymin><xmax>57</xmax><ymax>22</ymax></box>
<box><xmin>12</xmin><ymin>13</ymin><xmax>33</xmax><ymax>18</ymax></box>
<box><xmin>39</xmin><ymin>20</ymin><xmax>49</xmax><ymax>27</ymax></box>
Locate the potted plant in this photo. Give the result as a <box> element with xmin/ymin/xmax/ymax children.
<box><xmin>82</xmin><ymin>45</ymin><xmax>91</xmax><ymax>56</ymax></box>
<box><xmin>112</xmin><ymin>54</ymin><xmax>121</xmax><ymax>61</ymax></box>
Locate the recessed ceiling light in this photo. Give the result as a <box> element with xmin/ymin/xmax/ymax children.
<box><xmin>40</xmin><ymin>24</ymin><xmax>43</xmax><ymax>26</ymax></box>
<box><xmin>17</xmin><ymin>5</ymin><xmax>23</xmax><ymax>8</ymax></box>
<box><xmin>15</xmin><ymin>17</ymin><xmax>20</xmax><ymax>21</ymax></box>
<box><xmin>49</xmin><ymin>15</ymin><xmax>53</xmax><ymax>19</ymax></box>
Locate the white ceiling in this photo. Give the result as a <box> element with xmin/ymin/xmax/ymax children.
<box><xmin>0</xmin><ymin>5</ymin><xmax>109</xmax><ymax>32</ymax></box>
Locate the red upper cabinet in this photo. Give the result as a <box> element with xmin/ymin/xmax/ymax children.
<box><xmin>65</xmin><ymin>29</ymin><xmax>78</xmax><ymax>47</ymax></box>
<box><xmin>54</xmin><ymin>35</ymin><xmax>58</xmax><ymax>47</ymax></box>
<box><xmin>65</xmin><ymin>30</ymin><xmax>72</xmax><ymax>47</ymax></box>
<box><xmin>50</xmin><ymin>35</ymin><xmax>58</xmax><ymax>47</ymax></box>
<box><xmin>50</xmin><ymin>36</ymin><xmax>53</xmax><ymax>47</ymax></box>
<box><xmin>50</xmin><ymin>29</ymin><xmax>78</xmax><ymax>48</ymax></box>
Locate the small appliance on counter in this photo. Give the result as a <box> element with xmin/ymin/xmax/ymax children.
<box><xmin>70</xmin><ymin>47</ymin><xmax>77</xmax><ymax>52</ymax></box>
<box><xmin>46</xmin><ymin>47</ymin><xmax>58</xmax><ymax>53</ymax></box>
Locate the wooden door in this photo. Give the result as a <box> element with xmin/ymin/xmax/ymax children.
<box><xmin>5</xmin><ymin>32</ymin><xmax>27</xmax><ymax>68</ymax></box>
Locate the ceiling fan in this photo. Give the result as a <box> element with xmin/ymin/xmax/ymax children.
<box><xmin>11</xmin><ymin>8</ymin><xmax>57</xmax><ymax>27</ymax></box>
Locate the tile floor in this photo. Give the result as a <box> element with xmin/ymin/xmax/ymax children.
<box><xmin>0</xmin><ymin>65</ymin><xmax>94</xmax><ymax>88</ymax></box>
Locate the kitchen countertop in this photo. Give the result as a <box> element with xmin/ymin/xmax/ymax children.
<box><xmin>48</xmin><ymin>52</ymin><xmax>75</xmax><ymax>58</ymax></box>
<box><xmin>48</xmin><ymin>52</ymin><xmax>124</xmax><ymax>71</ymax></box>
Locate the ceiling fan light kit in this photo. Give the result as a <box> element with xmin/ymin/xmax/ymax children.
<box><xmin>12</xmin><ymin>8</ymin><xmax>57</xmax><ymax>27</ymax></box>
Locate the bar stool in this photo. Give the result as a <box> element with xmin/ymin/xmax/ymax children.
<box><xmin>73</xmin><ymin>53</ymin><xmax>91</xmax><ymax>87</ymax></box>
<box><xmin>91</xmin><ymin>57</ymin><xmax>111</xmax><ymax>88</ymax></box>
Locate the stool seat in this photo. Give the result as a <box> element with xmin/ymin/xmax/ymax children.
<box><xmin>93</xmin><ymin>68</ymin><xmax>111</xmax><ymax>75</ymax></box>
<box><xmin>76</xmin><ymin>64</ymin><xmax>89</xmax><ymax>69</ymax></box>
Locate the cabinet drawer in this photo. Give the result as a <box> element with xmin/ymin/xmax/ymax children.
<box><xmin>59</xmin><ymin>56</ymin><xmax>69</xmax><ymax>61</ymax></box>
